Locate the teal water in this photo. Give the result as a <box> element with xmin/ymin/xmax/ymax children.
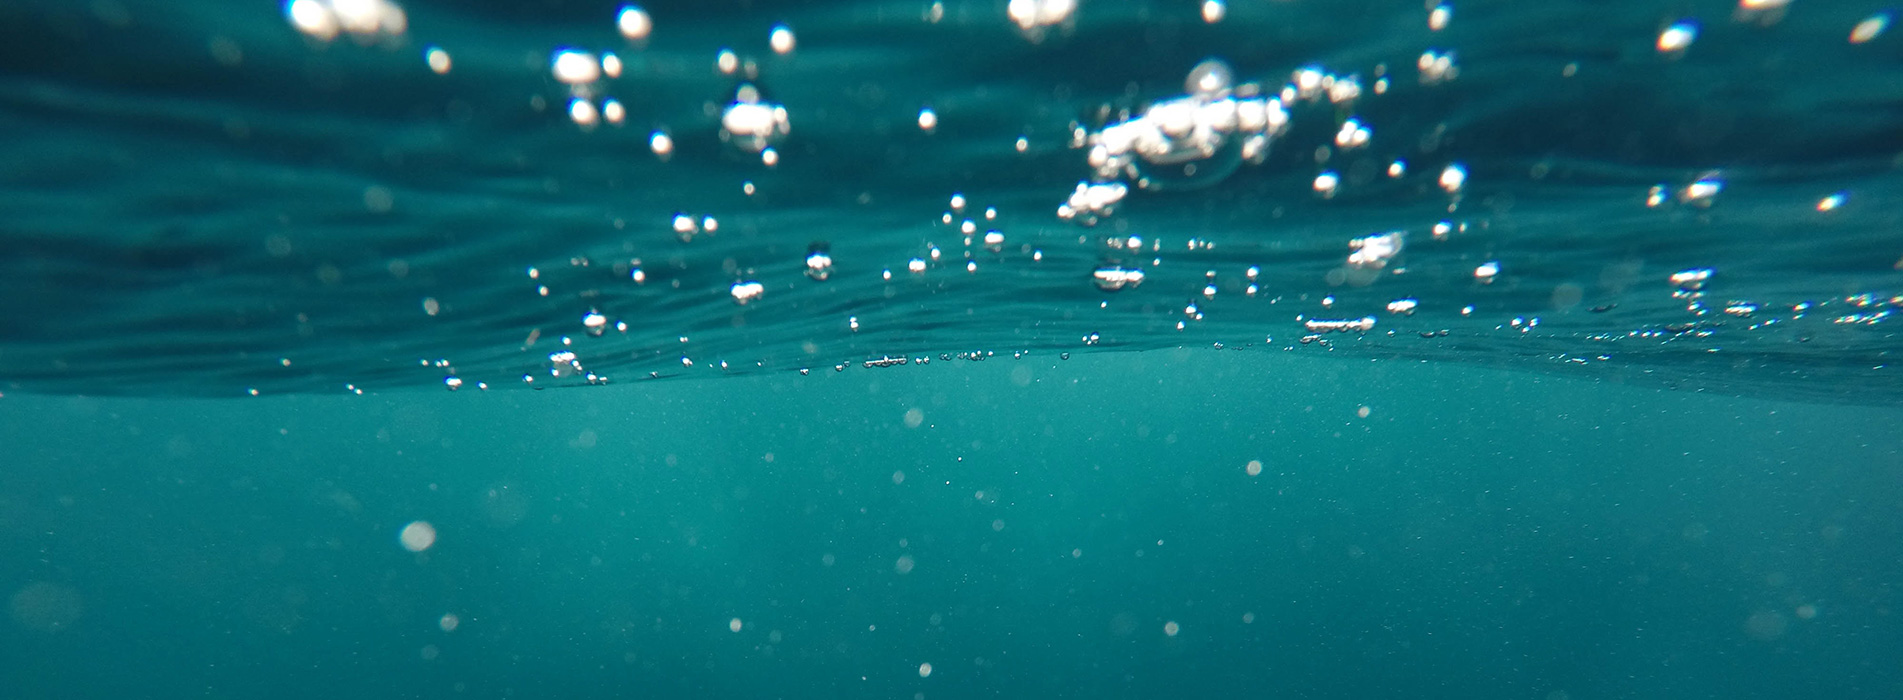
<box><xmin>4</xmin><ymin>0</ymin><xmax>1903</xmax><ymax>697</ymax></box>
<box><xmin>5</xmin><ymin>352</ymin><xmax>1901</xmax><ymax>698</ymax></box>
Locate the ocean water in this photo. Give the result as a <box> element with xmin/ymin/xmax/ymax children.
<box><xmin>2</xmin><ymin>0</ymin><xmax>1902</xmax><ymax>697</ymax></box>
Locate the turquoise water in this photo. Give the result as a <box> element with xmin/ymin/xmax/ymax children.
<box><xmin>3</xmin><ymin>0</ymin><xmax>1903</xmax><ymax>697</ymax></box>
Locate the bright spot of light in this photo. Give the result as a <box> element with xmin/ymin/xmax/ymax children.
<box><xmin>918</xmin><ymin>107</ymin><xmax>938</xmax><ymax>132</ymax></box>
<box><xmin>617</xmin><ymin>5</ymin><xmax>652</xmax><ymax>41</ymax></box>
<box><xmin>568</xmin><ymin>98</ymin><xmax>599</xmax><ymax>127</ymax></box>
<box><xmin>770</xmin><ymin>24</ymin><xmax>796</xmax><ymax>54</ymax></box>
<box><xmin>1657</xmin><ymin>21</ymin><xmax>1698</xmax><ymax>53</ymax></box>
<box><xmin>919</xmin><ymin>662</ymin><xmax>933</xmax><ymax>678</ymax></box>
<box><xmin>551</xmin><ymin>49</ymin><xmax>601</xmax><ymax>84</ymax></box>
<box><xmin>1201</xmin><ymin>0</ymin><xmax>1225</xmax><ymax>24</ymax></box>
<box><xmin>1851</xmin><ymin>13</ymin><xmax>1891</xmax><ymax>44</ymax></box>
<box><xmin>1439</xmin><ymin>163</ymin><xmax>1467</xmax><ymax>193</ymax></box>
<box><xmin>399</xmin><ymin>521</ymin><xmax>437</xmax><ymax>552</ymax></box>
<box><xmin>424</xmin><ymin>46</ymin><xmax>450</xmax><ymax>74</ymax></box>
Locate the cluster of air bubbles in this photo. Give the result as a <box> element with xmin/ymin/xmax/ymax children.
<box><xmin>1064</xmin><ymin>55</ymin><xmax>1442</xmax><ymax>224</ymax></box>
<box><xmin>547</xmin><ymin>350</ymin><xmax>583</xmax><ymax>379</ymax></box>
<box><xmin>1347</xmin><ymin>231</ymin><xmax>1404</xmax><ymax>270</ymax></box>
<box><xmin>1057</xmin><ymin>182</ymin><xmax>1128</xmax><ymax>225</ymax></box>
<box><xmin>1092</xmin><ymin>266</ymin><xmax>1146</xmax><ymax>291</ymax></box>
<box><xmin>549</xmin><ymin>48</ymin><xmax>632</xmax><ymax>128</ymax></box>
<box><xmin>1305</xmin><ymin>316</ymin><xmax>1376</xmax><ymax>333</ymax></box>
<box><xmin>1418</xmin><ymin>50</ymin><xmax>1459</xmax><ymax>84</ymax></box>
<box><xmin>1071</xmin><ymin>59</ymin><xmax>1289</xmax><ymax>205</ymax></box>
<box><xmin>805</xmin><ymin>243</ymin><xmax>834</xmax><ymax>280</ymax></box>
<box><xmin>731</xmin><ymin>281</ymin><xmax>765</xmax><ymax>305</ymax></box>
<box><xmin>671</xmin><ymin>213</ymin><xmax>718</xmax><ymax>241</ymax></box>
<box><xmin>721</xmin><ymin>84</ymin><xmax>791</xmax><ymax>162</ymax></box>
<box><xmin>285</xmin><ymin>0</ymin><xmax>407</xmax><ymax>42</ymax></box>
<box><xmin>1647</xmin><ymin>172</ymin><xmax>1724</xmax><ymax>208</ymax></box>
<box><xmin>1008</xmin><ymin>0</ymin><xmax>1077</xmax><ymax>41</ymax></box>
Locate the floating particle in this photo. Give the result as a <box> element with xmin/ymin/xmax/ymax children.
<box><xmin>582</xmin><ymin>311</ymin><xmax>607</xmax><ymax>336</ymax></box>
<box><xmin>770</xmin><ymin>24</ymin><xmax>795</xmax><ymax>54</ymax></box>
<box><xmin>649</xmin><ymin>131</ymin><xmax>673</xmax><ymax>158</ymax></box>
<box><xmin>1245</xmin><ymin>459</ymin><xmax>1262</xmax><ymax>476</ymax></box>
<box><xmin>918</xmin><ymin>662</ymin><xmax>933</xmax><ymax>678</ymax></box>
<box><xmin>1679</xmin><ymin>176</ymin><xmax>1723</xmax><ymax>205</ymax></box>
<box><xmin>424</xmin><ymin>46</ymin><xmax>450</xmax><ymax>73</ymax></box>
<box><xmin>1817</xmin><ymin>193</ymin><xmax>1846</xmax><ymax>211</ymax></box>
<box><xmin>1646</xmin><ymin>184</ymin><xmax>1668</xmax><ymax>207</ymax></box>
<box><xmin>551</xmin><ymin>49</ymin><xmax>601</xmax><ymax>84</ymax></box>
<box><xmin>601</xmin><ymin>52</ymin><xmax>622</xmax><ymax>78</ymax></box>
<box><xmin>1313</xmin><ymin>171</ymin><xmax>1340</xmax><ymax>197</ymax></box>
<box><xmin>1201</xmin><ymin>0</ymin><xmax>1225</xmax><ymax>24</ymax></box>
<box><xmin>1474</xmin><ymin>261</ymin><xmax>1500</xmax><ymax>281</ymax></box>
<box><xmin>1657</xmin><ymin>21</ymin><xmax>1698</xmax><ymax>53</ymax></box>
<box><xmin>399</xmin><ymin>521</ymin><xmax>436</xmax><ymax>552</ymax></box>
<box><xmin>730</xmin><ymin>281</ymin><xmax>764</xmax><ymax>305</ymax></box>
<box><xmin>908</xmin><ymin>258</ymin><xmax>927</xmax><ymax>274</ymax></box>
<box><xmin>1439</xmin><ymin>164</ymin><xmax>1467</xmax><ymax>193</ymax></box>
<box><xmin>602</xmin><ymin>99</ymin><xmax>625</xmax><ymax>124</ymax></box>
<box><xmin>567</xmin><ymin>98</ymin><xmax>598</xmax><ymax>127</ymax></box>
<box><xmin>1387</xmin><ymin>298</ymin><xmax>1419</xmax><ymax>315</ymax></box>
<box><xmin>443</xmin><ymin>376</ymin><xmax>461</xmax><ymax>391</ymax></box>
<box><xmin>1429</xmin><ymin>2</ymin><xmax>1451</xmax><ymax>31</ymax></box>
<box><xmin>918</xmin><ymin>107</ymin><xmax>938</xmax><ymax>132</ymax></box>
<box><xmin>617</xmin><ymin>5</ymin><xmax>652</xmax><ymax>40</ymax></box>
<box><xmin>1016</xmin><ymin>136</ymin><xmax>1029</xmax><ymax>152</ymax></box>
<box><xmin>1388</xmin><ymin>160</ymin><xmax>1406</xmax><ymax>177</ymax></box>
<box><xmin>1851</xmin><ymin>13</ymin><xmax>1890</xmax><ymax>44</ymax></box>
<box><xmin>729</xmin><ymin>618</ymin><xmax>743</xmax><ymax>633</ymax></box>
<box><xmin>1163</xmin><ymin>621</ymin><xmax>1180</xmax><ymax>637</ymax></box>
<box><xmin>421</xmin><ymin>297</ymin><xmax>440</xmax><ymax>316</ymax></box>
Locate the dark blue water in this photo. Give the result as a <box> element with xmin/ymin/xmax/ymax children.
<box><xmin>2</xmin><ymin>0</ymin><xmax>1902</xmax><ymax>698</ymax></box>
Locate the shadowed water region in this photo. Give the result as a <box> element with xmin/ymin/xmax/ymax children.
<box><xmin>2</xmin><ymin>0</ymin><xmax>1902</xmax><ymax>698</ymax></box>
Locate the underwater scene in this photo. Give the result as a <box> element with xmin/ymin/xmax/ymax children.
<box><xmin>1</xmin><ymin>0</ymin><xmax>1901</xmax><ymax>697</ymax></box>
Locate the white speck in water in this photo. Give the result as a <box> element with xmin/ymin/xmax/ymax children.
<box><xmin>399</xmin><ymin>521</ymin><xmax>436</xmax><ymax>552</ymax></box>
